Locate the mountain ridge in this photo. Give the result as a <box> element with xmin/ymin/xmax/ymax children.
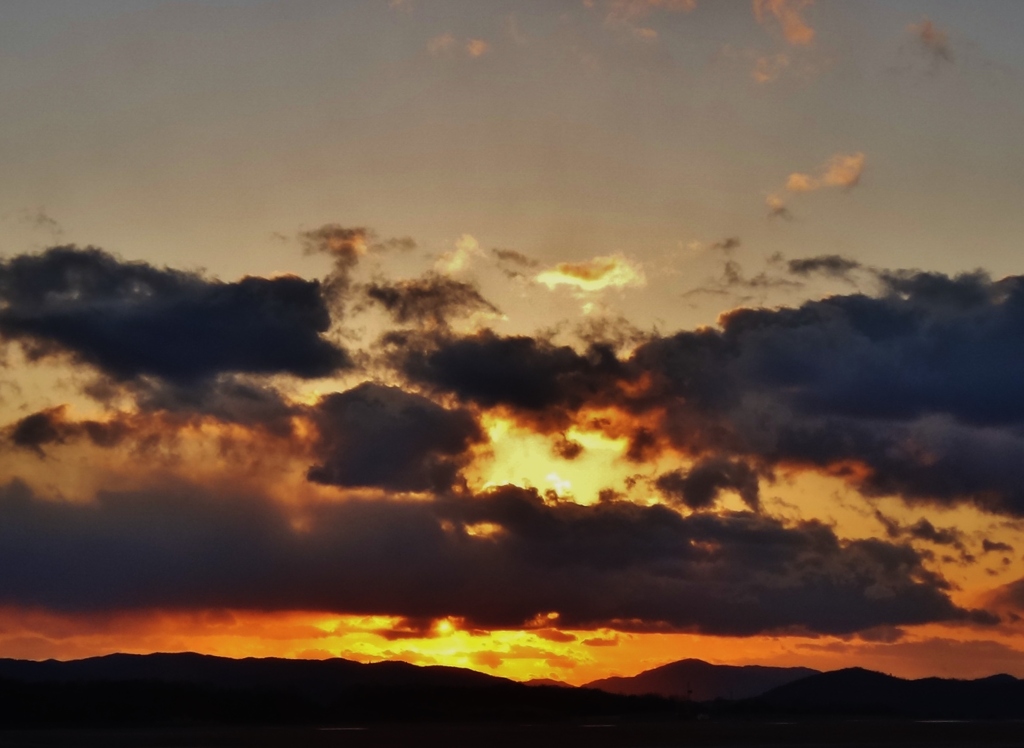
<box><xmin>585</xmin><ymin>658</ymin><xmax>819</xmax><ymax>701</ymax></box>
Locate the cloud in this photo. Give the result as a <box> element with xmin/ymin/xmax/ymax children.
<box><xmin>753</xmin><ymin>53</ymin><xmax>790</xmax><ymax>83</ymax></box>
<box><xmin>124</xmin><ymin>377</ymin><xmax>297</xmax><ymax>431</ymax></box>
<box><xmin>0</xmin><ymin>246</ymin><xmax>349</xmax><ymax>385</ymax></box>
<box><xmin>466</xmin><ymin>39</ymin><xmax>489</xmax><ymax>57</ymax></box>
<box><xmin>306</xmin><ymin>383</ymin><xmax>484</xmax><ymax>493</ymax></box>
<box><xmin>4</xmin><ymin>380</ymin><xmax>300</xmax><ymax>458</ymax></box>
<box><xmin>428</xmin><ymin>35</ymin><xmax>490</xmax><ymax>59</ymax></box>
<box><xmin>786</xmin><ymin>152</ymin><xmax>866</xmax><ymax>192</ymax></box>
<box><xmin>435</xmin><ymin>234</ymin><xmax>484</xmax><ymax>275</ymax></box>
<box><xmin>492</xmin><ymin>248</ymin><xmax>539</xmax><ymax>269</ymax></box>
<box><xmin>398</xmin><ymin>269</ymin><xmax>1024</xmax><ymax>517</ymax></box>
<box><xmin>492</xmin><ymin>248</ymin><xmax>540</xmax><ymax>279</ymax></box>
<box><xmin>752</xmin><ymin>0</ymin><xmax>816</xmax><ymax>47</ymax></box>
<box><xmin>427</xmin><ymin>33</ymin><xmax>456</xmax><ymax>55</ymax></box>
<box><xmin>982</xmin><ymin>539</ymin><xmax>1014</xmax><ymax>554</ymax></box>
<box><xmin>364</xmin><ymin>273</ymin><xmax>499</xmax><ymax>328</ymax></box>
<box><xmin>536</xmin><ymin>254</ymin><xmax>645</xmax><ymax>293</ymax></box>
<box><xmin>641</xmin><ymin>271</ymin><xmax>1024</xmax><ymax>514</ymax></box>
<box><xmin>391</xmin><ymin>329</ymin><xmax>625</xmax><ymax>431</ymax></box>
<box><xmin>16</xmin><ymin>207</ymin><xmax>63</xmax><ymax>237</ymax></box>
<box><xmin>655</xmin><ymin>457</ymin><xmax>761</xmax><ymax>511</ymax></box>
<box><xmin>682</xmin><ymin>260</ymin><xmax>801</xmax><ymax>303</ymax></box>
<box><xmin>765</xmin><ymin>194</ymin><xmax>793</xmax><ymax>220</ymax></box>
<box><xmin>874</xmin><ymin>511</ymin><xmax>968</xmax><ymax>558</ymax></box>
<box><xmin>0</xmin><ymin>480</ymin><xmax>979</xmax><ymax>635</ymax></box>
<box><xmin>709</xmin><ymin>237</ymin><xmax>742</xmax><ymax>253</ymax></box>
<box><xmin>787</xmin><ymin>255</ymin><xmax>862</xmax><ymax>279</ymax></box>
<box><xmin>5</xmin><ymin>406</ymin><xmax>132</xmax><ymax>456</ymax></box>
<box><xmin>299</xmin><ymin>224</ymin><xmax>414</xmax><ymax>304</ymax></box>
<box><xmin>908</xmin><ymin>18</ymin><xmax>953</xmax><ymax>67</ymax></box>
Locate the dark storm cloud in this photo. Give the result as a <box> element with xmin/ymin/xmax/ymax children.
<box><xmin>4</xmin><ymin>380</ymin><xmax>299</xmax><ymax>456</ymax></box>
<box><xmin>306</xmin><ymin>382</ymin><xmax>484</xmax><ymax>492</ymax></box>
<box><xmin>364</xmin><ymin>273</ymin><xmax>499</xmax><ymax>327</ymax></box>
<box><xmin>655</xmin><ymin>457</ymin><xmax>760</xmax><ymax>511</ymax></box>
<box><xmin>127</xmin><ymin>377</ymin><xmax>297</xmax><ymax>432</ymax></box>
<box><xmin>6</xmin><ymin>406</ymin><xmax>132</xmax><ymax>456</ymax></box>
<box><xmin>398</xmin><ymin>269</ymin><xmax>1024</xmax><ymax>516</ymax></box>
<box><xmin>392</xmin><ymin>330</ymin><xmax>626</xmax><ymax>430</ymax></box>
<box><xmin>0</xmin><ymin>480</ymin><xmax>984</xmax><ymax>635</ymax></box>
<box><xmin>0</xmin><ymin>246</ymin><xmax>348</xmax><ymax>385</ymax></box>
<box><xmin>788</xmin><ymin>254</ymin><xmax>862</xmax><ymax>279</ymax></box>
<box><xmin>632</xmin><ymin>270</ymin><xmax>1024</xmax><ymax>513</ymax></box>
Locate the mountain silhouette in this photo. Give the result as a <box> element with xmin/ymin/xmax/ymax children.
<box><xmin>0</xmin><ymin>652</ymin><xmax>504</xmax><ymax>702</ymax></box>
<box><xmin>586</xmin><ymin>658</ymin><xmax>818</xmax><ymax>701</ymax></box>
<box><xmin>757</xmin><ymin>667</ymin><xmax>1024</xmax><ymax>719</ymax></box>
<box><xmin>0</xmin><ymin>652</ymin><xmax>681</xmax><ymax>727</ymax></box>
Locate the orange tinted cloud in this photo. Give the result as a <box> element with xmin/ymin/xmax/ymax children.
<box><xmin>908</xmin><ymin>18</ymin><xmax>953</xmax><ymax>65</ymax></box>
<box><xmin>752</xmin><ymin>0</ymin><xmax>815</xmax><ymax>46</ymax></box>
<box><xmin>466</xmin><ymin>39</ymin><xmax>490</xmax><ymax>57</ymax></box>
<box><xmin>536</xmin><ymin>254</ymin><xmax>645</xmax><ymax>292</ymax></box>
<box><xmin>765</xmin><ymin>193</ymin><xmax>792</xmax><ymax>220</ymax></box>
<box><xmin>428</xmin><ymin>34</ymin><xmax>490</xmax><ymax>58</ymax></box>
<box><xmin>787</xmin><ymin>152</ymin><xmax>865</xmax><ymax>192</ymax></box>
<box><xmin>752</xmin><ymin>52</ymin><xmax>790</xmax><ymax>83</ymax></box>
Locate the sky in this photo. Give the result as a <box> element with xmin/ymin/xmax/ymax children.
<box><xmin>1</xmin><ymin>0</ymin><xmax>1024</xmax><ymax>685</ymax></box>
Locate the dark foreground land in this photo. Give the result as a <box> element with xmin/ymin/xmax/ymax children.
<box><xmin>4</xmin><ymin>655</ymin><xmax>1024</xmax><ymax>746</ymax></box>
<box><xmin>3</xmin><ymin>721</ymin><xmax>1024</xmax><ymax>748</ymax></box>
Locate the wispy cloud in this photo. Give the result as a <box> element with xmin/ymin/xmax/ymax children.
<box><xmin>786</xmin><ymin>152</ymin><xmax>865</xmax><ymax>192</ymax></box>
<box><xmin>752</xmin><ymin>52</ymin><xmax>790</xmax><ymax>83</ymax></box>
<box><xmin>907</xmin><ymin>18</ymin><xmax>953</xmax><ymax>68</ymax></box>
<box><xmin>427</xmin><ymin>33</ymin><xmax>456</xmax><ymax>55</ymax></box>
<box><xmin>752</xmin><ymin>0</ymin><xmax>816</xmax><ymax>47</ymax></box>
<box><xmin>429</xmin><ymin>33</ymin><xmax>491</xmax><ymax>58</ymax></box>
<box><xmin>765</xmin><ymin>193</ymin><xmax>793</xmax><ymax>220</ymax></box>
<box><xmin>466</xmin><ymin>39</ymin><xmax>490</xmax><ymax>58</ymax></box>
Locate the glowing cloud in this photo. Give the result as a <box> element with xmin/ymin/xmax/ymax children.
<box><xmin>536</xmin><ymin>254</ymin><xmax>646</xmax><ymax>292</ymax></box>
<box><xmin>787</xmin><ymin>152</ymin><xmax>865</xmax><ymax>192</ymax></box>
<box><xmin>435</xmin><ymin>234</ymin><xmax>484</xmax><ymax>274</ymax></box>
<box><xmin>752</xmin><ymin>0</ymin><xmax>815</xmax><ymax>47</ymax></box>
<box><xmin>466</xmin><ymin>39</ymin><xmax>490</xmax><ymax>57</ymax></box>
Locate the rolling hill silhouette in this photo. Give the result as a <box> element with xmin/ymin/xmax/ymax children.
<box><xmin>586</xmin><ymin>658</ymin><xmax>818</xmax><ymax>701</ymax></box>
<box><xmin>0</xmin><ymin>653</ymin><xmax>680</xmax><ymax>726</ymax></box>
<box><xmin>3</xmin><ymin>653</ymin><xmax>1024</xmax><ymax>727</ymax></box>
<box><xmin>756</xmin><ymin>667</ymin><xmax>1024</xmax><ymax>719</ymax></box>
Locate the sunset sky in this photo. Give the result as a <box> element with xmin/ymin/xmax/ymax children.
<box><xmin>3</xmin><ymin>0</ymin><xmax>1024</xmax><ymax>686</ymax></box>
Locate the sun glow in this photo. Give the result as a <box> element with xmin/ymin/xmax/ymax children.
<box><xmin>470</xmin><ymin>413</ymin><xmax>634</xmax><ymax>503</ymax></box>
